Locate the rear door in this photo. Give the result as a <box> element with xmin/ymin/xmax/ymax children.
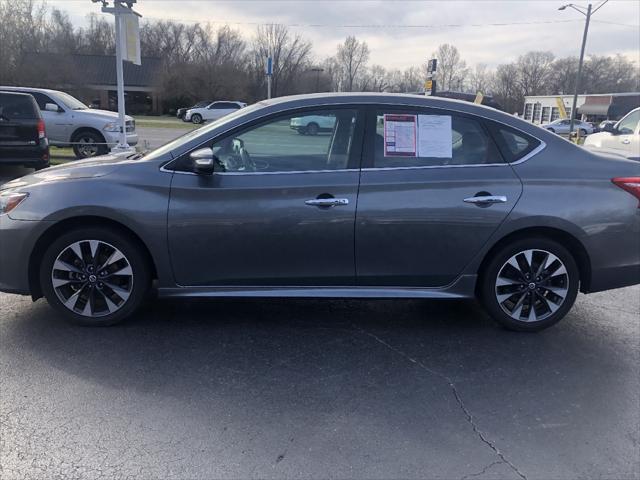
<box><xmin>355</xmin><ymin>106</ymin><xmax>528</xmax><ymax>287</ymax></box>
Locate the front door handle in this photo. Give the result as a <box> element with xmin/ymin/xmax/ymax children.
<box><xmin>621</xmin><ymin>139</ymin><xmax>631</xmax><ymax>144</ymax></box>
<box><xmin>464</xmin><ymin>195</ymin><xmax>507</xmax><ymax>205</ymax></box>
<box><xmin>305</xmin><ymin>198</ymin><xmax>349</xmax><ymax>207</ymax></box>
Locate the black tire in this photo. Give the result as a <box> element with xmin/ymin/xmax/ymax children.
<box><xmin>191</xmin><ymin>114</ymin><xmax>203</xmax><ymax>124</ymax></box>
<box><xmin>580</xmin><ymin>129</ymin><xmax>588</xmax><ymax>136</ymax></box>
<box><xmin>72</xmin><ymin>131</ymin><xmax>108</xmax><ymax>159</ymax></box>
<box><xmin>40</xmin><ymin>226</ymin><xmax>151</xmax><ymax>326</ymax></box>
<box><xmin>478</xmin><ymin>237</ymin><xmax>579</xmax><ymax>332</ymax></box>
<box><xmin>306</xmin><ymin>122</ymin><xmax>319</xmax><ymax>135</ymax></box>
<box><xmin>547</xmin><ymin>128</ymin><xmax>555</xmax><ymax>133</ymax></box>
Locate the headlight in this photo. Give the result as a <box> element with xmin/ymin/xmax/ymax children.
<box><xmin>0</xmin><ymin>192</ymin><xmax>29</xmax><ymax>215</ymax></box>
<box><xmin>103</xmin><ymin>122</ymin><xmax>120</xmax><ymax>132</ymax></box>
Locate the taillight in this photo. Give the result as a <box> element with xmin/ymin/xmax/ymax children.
<box><xmin>37</xmin><ymin>119</ymin><xmax>46</xmax><ymax>139</ymax></box>
<box><xmin>612</xmin><ymin>177</ymin><xmax>640</xmax><ymax>208</ymax></box>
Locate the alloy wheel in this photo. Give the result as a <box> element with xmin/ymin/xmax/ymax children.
<box><xmin>51</xmin><ymin>240</ymin><xmax>134</xmax><ymax>317</ymax></box>
<box><xmin>495</xmin><ymin>249</ymin><xmax>569</xmax><ymax>322</ymax></box>
<box><xmin>77</xmin><ymin>136</ymin><xmax>99</xmax><ymax>157</ymax></box>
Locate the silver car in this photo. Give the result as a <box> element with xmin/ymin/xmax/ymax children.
<box><xmin>541</xmin><ymin>118</ymin><xmax>594</xmax><ymax>136</ymax></box>
<box><xmin>0</xmin><ymin>86</ymin><xmax>138</xmax><ymax>158</ymax></box>
<box><xmin>1</xmin><ymin>93</ymin><xmax>638</xmax><ymax>331</ymax></box>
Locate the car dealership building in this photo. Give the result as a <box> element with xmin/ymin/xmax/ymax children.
<box><xmin>523</xmin><ymin>92</ymin><xmax>639</xmax><ymax>125</ymax></box>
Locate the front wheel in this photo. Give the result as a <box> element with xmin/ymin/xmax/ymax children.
<box><xmin>40</xmin><ymin>227</ymin><xmax>151</xmax><ymax>326</ymax></box>
<box><xmin>191</xmin><ymin>114</ymin><xmax>203</xmax><ymax>124</ymax></box>
<box><xmin>72</xmin><ymin>131</ymin><xmax>108</xmax><ymax>159</ymax></box>
<box><xmin>479</xmin><ymin>237</ymin><xmax>579</xmax><ymax>332</ymax></box>
<box><xmin>305</xmin><ymin>122</ymin><xmax>319</xmax><ymax>135</ymax></box>
<box><xmin>580</xmin><ymin>129</ymin><xmax>588</xmax><ymax>136</ymax></box>
<box><xmin>546</xmin><ymin>128</ymin><xmax>556</xmax><ymax>134</ymax></box>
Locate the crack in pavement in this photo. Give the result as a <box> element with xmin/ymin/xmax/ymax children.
<box><xmin>461</xmin><ymin>460</ymin><xmax>505</xmax><ymax>480</ymax></box>
<box><xmin>356</xmin><ymin>326</ymin><xmax>527</xmax><ymax>480</ymax></box>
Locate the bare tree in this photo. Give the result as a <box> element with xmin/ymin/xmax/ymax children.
<box><xmin>431</xmin><ymin>44</ymin><xmax>468</xmax><ymax>91</ymax></box>
<box><xmin>335</xmin><ymin>36</ymin><xmax>370</xmax><ymax>91</ymax></box>
<box><xmin>468</xmin><ymin>63</ymin><xmax>491</xmax><ymax>94</ymax></box>
<box><xmin>248</xmin><ymin>24</ymin><xmax>312</xmax><ymax>98</ymax></box>
<box><xmin>490</xmin><ymin>63</ymin><xmax>523</xmax><ymax>114</ymax></box>
<box><xmin>517</xmin><ymin>51</ymin><xmax>555</xmax><ymax>96</ymax></box>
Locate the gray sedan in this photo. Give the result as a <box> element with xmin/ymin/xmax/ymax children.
<box><xmin>1</xmin><ymin>93</ymin><xmax>639</xmax><ymax>331</ymax></box>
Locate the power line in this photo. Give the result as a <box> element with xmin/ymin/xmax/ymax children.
<box><xmin>141</xmin><ymin>16</ymin><xmax>586</xmax><ymax>29</ymax></box>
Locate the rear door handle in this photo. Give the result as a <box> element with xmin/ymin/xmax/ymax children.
<box><xmin>464</xmin><ymin>195</ymin><xmax>507</xmax><ymax>205</ymax></box>
<box><xmin>305</xmin><ymin>198</ymin><xmax>349</xmax><ymax>207</ymax></box>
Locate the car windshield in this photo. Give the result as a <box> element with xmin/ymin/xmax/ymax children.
<box><xmin>141</xmin><ymin>101</ymin><xmax>267</xmax><ymax>161</ymax></box>
<box><xmin>55</xmin><ymin>91</ymin><xmax>88</xmax><ymax>110</ymax></box>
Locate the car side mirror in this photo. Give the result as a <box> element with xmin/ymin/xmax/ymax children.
<box><xmin>45</xmin><ymin>103</ymin><xmax>61</xmax><ymax>113</ymax></box>
<box><xmin>190</xmin><ymin>148</ymin><xmax>216</xmax><ymax>175</ymax></box>
<box><xmin>602</xmin><ymin>123</ymin><xmax>615</xmax><ymax>133</ymax></box>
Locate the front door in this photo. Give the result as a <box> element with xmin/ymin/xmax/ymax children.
<box><xmin>168</xmin><ymin>106</ymin><xmax>364</xmax><ymax>287</ymax></box>
<box><xmin>355</xmin><ymin>106</ymin><xmax>527</xmax><ymax>287</ymax></box>
<box><xmin>604</xmin><ymin>109</ymin><xmax>640</xmax><ymax>157</ymax></box>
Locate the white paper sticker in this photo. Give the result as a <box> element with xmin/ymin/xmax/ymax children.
<box><xmin>384</xmin><ymin>114</ymin><xmax>417</xmax><ymax>157</ymax></box>
<box><xmin>417</xmin><ymin>115</ymin><xmax>452</xmax><ymax>158</ymax></box>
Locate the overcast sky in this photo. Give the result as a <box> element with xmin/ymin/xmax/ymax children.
<box><xmin>48</xmin><ymin>0</ymin><xmax>640</xmax><ymax>69</ymax></box>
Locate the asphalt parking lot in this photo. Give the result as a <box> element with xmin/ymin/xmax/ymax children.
<box><xmin>1</xmin><ymin>286</ymin><xmax>638</xmax><ymax>479</ymax></box>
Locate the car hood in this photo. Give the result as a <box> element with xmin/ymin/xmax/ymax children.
<box><xmin>0</xmin><ymin>152</ymin><xmax>133</xmax><ymax>191</ymax></box>
<box><xmin>72</xmin><ymin>108</ymin><xmax>134</xmax><ymax>123</ymax></box>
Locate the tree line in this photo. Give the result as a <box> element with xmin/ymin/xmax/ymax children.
<box><xmin>1</xmin><ymin>0</ymin><xmax>638</xmax><ymax>114</ymax></box>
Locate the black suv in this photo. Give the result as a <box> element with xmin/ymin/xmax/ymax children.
<box><xmin>0</xmin><ymin>92</ymin><xmax>49</xmax><ymax>170</ymax></box>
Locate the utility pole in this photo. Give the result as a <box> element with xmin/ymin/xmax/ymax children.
<box><xmin>558</xmin><ymin>1</ymin><xmax>608</xmax><ymax>138</ymax></box>
<box><xmin>266</xmin><ymin>55</ymin><xmax>273</xmax><ymax>99</ymax></box>
<box><xmin>92</xmin><ymin>0</ymin><xmax>141</xmax><ymax>152</ymax></box>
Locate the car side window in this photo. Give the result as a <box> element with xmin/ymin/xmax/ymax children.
<box><xmin>372</xmin><ymin>109</ymin><xmax>503</xmax><ymax>168</ymax></box>
<box><xmin>617</xmin><ymin>110</ymin><xmax>640</xmax><ymax>135</ymax></box>
<box><xmin>29</xmin><ymin>92</ymin><xmax>56</xmax><ymax>110</ymax></box>
<box><xmin>488</xmin><ymin>123</ymin><xmax>541</xmax><ymax>163</ymax></box>
<box><xmin>207</xmin><ymin>108</ymin><xmax>358</xmax><ymax>173</ymax></box>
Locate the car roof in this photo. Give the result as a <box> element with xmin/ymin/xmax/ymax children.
<box><xmin>0</xmin><ymin>91</ymin><xmax>37</xmax><ymax>98</ymax></box>
<box><xmin>0</xmin><ymin>86</ymin><xmax>60</xmax><ymax>95</ymax></box>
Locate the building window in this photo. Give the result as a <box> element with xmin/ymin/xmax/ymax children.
<box><xmin>551</xmin><ymin>107</ymin><xmax>560</xmax><ymax>121</ymax></box>
<box><xmin>532</xmin><ymin>103</ymin><xmax>542</xmax><ymax>123</ymax></box>
<box><xmin>542</xmin><ymin>107</ymin><xmax>551</xmax><ymax>123</ymax></box>
<box><xmin>524</xmin><ymin>103</ymin><xmax>533</xmax><ymax>121</ymax></box>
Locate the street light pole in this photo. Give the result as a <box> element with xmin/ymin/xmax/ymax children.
<box><xmin>113</xmin><ymin>1</ymin><xmax>127</xmax><ymax>150</ymax></box>
<box><xmin>558</xmin><ymin>1</ymin><xmax>608</xmax><ymax>137</ymax></box>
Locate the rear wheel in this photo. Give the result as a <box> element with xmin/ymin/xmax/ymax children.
<box><xmin>72</xmin><ymin>131</ymin><xmax>108</xmax><ymax>159</ymax></box>
<box><xmin>191</xmin><ymin>114</ymin><xmax>203</xmax><ymax>124</ymax></box>
<box><xmin>479</xmin><ymin>237</ymin><xmax>579</xmax><ymax>332</ymax></box>
<box><xmin>306</xmin><ymin>122</ymin><xmax>319</xmax><ymax>135</ymax></box>
<box><xmin>40</xmin><ymin>227</ymin><xmax>150</xmax><ymax>326</ymax></box>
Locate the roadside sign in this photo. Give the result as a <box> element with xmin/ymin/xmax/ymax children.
<box><xmin>120</xmin><ymin>13</ymin><xmax>140</xmax><ymax>65</ymax></box>
<box><xmin>474</xmin><ymin>92</ymin><xmax>484</xmax><ymax>104</ymax></box>
<box><xmin>555</xmin><ymin>97</ymin><xmax>568</xmax><ymax>119</ymax></box>
<box><xmin>265</xmin><ymin>56</ymin><xmax>273</xmax><ymax>76</ymax></box>
<box><xmin>427</xmin><ymin>59</ymin><xmax>437</xmax><ymax>74</ymax></box>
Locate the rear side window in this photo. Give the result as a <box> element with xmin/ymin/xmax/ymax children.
<box><xmin>371</xmin><ymin>108</ymin><xmax>504</xmax><ymax>168</ymax></box>
<box><xmin>28</xmin><ymin>92</ymin><xmax>56</xmax><ymax>110</ymax></box>
<box><xmin>0</xmin><ymin>93</ymin><xmax>39</xmax><ymax>120</ymax></box>
<box><xmin>488</xmin><ymin>123</ymin><xmax>541</xmax><ymax>163</ymax></box>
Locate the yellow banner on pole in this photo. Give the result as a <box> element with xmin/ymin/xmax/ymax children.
<box><xmin>555</xmin><ymin>97</ymin><xmax>568</xmax><ymax>119</ymax></box>
<box><xmin>474</xmin><ymin>92</ymin><xmax>484</xmax><ymax>104</ymax></box>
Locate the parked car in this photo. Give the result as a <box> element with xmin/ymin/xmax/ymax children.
<box><xmin>0</xmin><ymin>86</ymin><xmax>137</xmax><ymax>159</ymax></box>
<box><xmin>176</xmin><ymin>101</ymin><xmax>210</xmax><ymax>120</ymax></box>
<box><xmin>1</xmin><ymin>93</ymin><xmax>639</xmax><ymax>331</ymax></box>
<box><xmin>290</xmin><ymin>115</ymin><xmax>336</xmax><ymax>135</ymax></box>
<box><xmin>0</xmin><ymin>92</ymin><xmax>49</xmax><ymax>170</ymax></box>
<box><xmin>184</xmin><ymin>101</ymin><xmax>247</xmax><ymax>124</ymax></box>
<box><xmin>540</xmin><ymin>118</ymin><xmax>594</xmax><ymax>136</ymax></box>
<box><xmin>596</xmin><ymin>120</ymin><xmax>617</xmax><ymax>132</ymax></box>
<box><xmin>584</xmin><ymin>108</ymin><xmax>639</xmax><ymax>161</ymax></box>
